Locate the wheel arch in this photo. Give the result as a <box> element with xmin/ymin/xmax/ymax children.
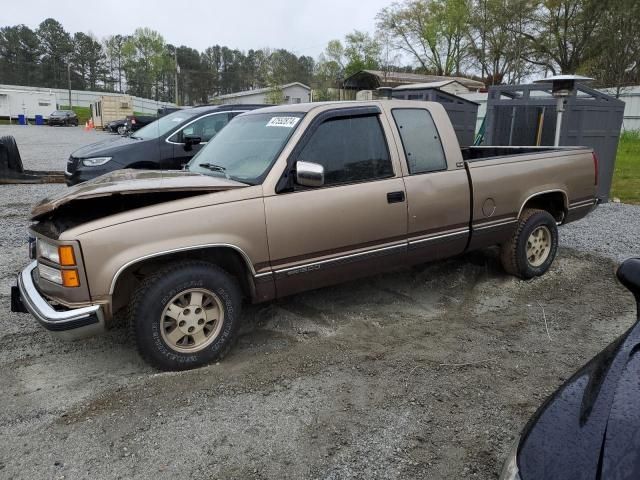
<box><xmin>518</xmin><ymin>190</ymin><xmax>568</xmax><ymax>223</ymax></box>
<box><xmin>110</xmin><ymin>245</ymin><xmax>257</xmax><ymax>313</ymax></box>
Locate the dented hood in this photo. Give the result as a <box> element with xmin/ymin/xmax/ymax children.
<box><xmin>31</xmin><ymin>169</ymin><xmax>247</xmax><ymax>219</ymax></box>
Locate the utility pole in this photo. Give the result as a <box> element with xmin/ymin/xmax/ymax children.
<box><xmin>67</xmin><ymin>61</ymin><xmax>72</xmax><ymax>110</ymax></box>
<box><xmin>174</xmin><ymin>50</ymin><xmax>179</xmax><ymax>106</ymax></box>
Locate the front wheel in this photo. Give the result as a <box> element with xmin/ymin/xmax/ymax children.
<box><xmin>129</xmin><ymin>261</ymin><xmax>242</xmax><ymax>370</ymax></box>
<box><xmin>500</xmin><ymin>208</ymin><xmax>559</xmax><ymax>279</ymax></box>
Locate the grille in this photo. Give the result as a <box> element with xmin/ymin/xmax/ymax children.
<box><xmin>66</xmin><ymin>156</ymin><xmax>80</xmax><ymax>174</ymax></box>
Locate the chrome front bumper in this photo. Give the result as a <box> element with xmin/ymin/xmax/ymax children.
<box><xmin>14</xmin><ymin>261</ymin><xmax>105</xmax><ymax>339</ymax></box>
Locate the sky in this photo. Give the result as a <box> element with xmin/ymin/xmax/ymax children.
<box><xmin>3</xmin><ymin>0</ymin><xmax>395</xmax><ymax>58</ymax></box>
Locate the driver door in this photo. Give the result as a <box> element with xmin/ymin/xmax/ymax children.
<box><xmin>264</xmin><ymin>111</ymin><xmax>408</xmax><ymax>297</ymax></box>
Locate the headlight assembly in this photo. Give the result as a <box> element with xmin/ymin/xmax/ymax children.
<box><xmin>37</xmin><ymin>240</ymin><xmax>60</xmax><ymax>263</ymax></box>
<box><xmin>82</xmin><ymin>157</ymin><xmax>112</xmax><ymax>167</ymax></box>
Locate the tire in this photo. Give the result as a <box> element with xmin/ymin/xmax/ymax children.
<box><xmin>0</xmin><ymin>135</ymin><xmax>24</xmax><ymax>173</ymax></box>
<box><xmin>117</xmin><ymin>125</ymin><xmax>126</xmax><ymax>135</ymax></box>
<box><xmin>129</xmin><ymin>261</ymin><xmax>242</xmax><ymax>371</ymax></box>
<box><xmin>500</xmin><ymin>208</ymin><xmax>558</xmax><ymax>279</ymax></box>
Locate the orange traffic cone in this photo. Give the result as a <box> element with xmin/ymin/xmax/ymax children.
<box><xmin>89</xmin><ymin>119</ymin><xmax>94</xmax><ymax>129</ymax></box>
<box><xmin>84</xmin><ymin>121</ymin><xmax>90</xmax><ymax>131</ymax></box>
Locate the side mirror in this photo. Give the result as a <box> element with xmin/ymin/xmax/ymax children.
<box><xmin>296</xmin><ymin>161</ymin><xmax>324</xmax><ymax>187</ymax></box>
<box><xmin>183</xmin><ymin>135</ymin><xmax>202</xmax><ymax>151</ymax></box>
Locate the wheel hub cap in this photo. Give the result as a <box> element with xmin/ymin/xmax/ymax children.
<box><xmin>160</xmin><ymin>288</ymin><xmax>224</xmax><ymax>353</ymax></box>
<box><xmin>526</xmin><ymin>226</ymin><xmax>552</xmax><ymax>267</ymax></box>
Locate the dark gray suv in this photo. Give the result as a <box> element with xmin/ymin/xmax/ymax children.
<box><xmin>65</xmin><ymin>104</ymin><xmax>267</xmax><ymax>186</ymax></box>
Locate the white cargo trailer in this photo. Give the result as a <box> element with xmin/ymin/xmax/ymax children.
<box><xmin>0</xmin><ymin>88</ymin><xmax>57</xmax><ymax>122</ymax></box>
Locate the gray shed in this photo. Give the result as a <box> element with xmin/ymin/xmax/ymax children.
<box><xmin>484</xmin><ymin>83</ymin><xmax>625</xmax><ymax>201</ymax></box>
<box><xmin>392</xmin><ymin>85</ymin><xmax>480</xmax><ymax>147</ymax></box>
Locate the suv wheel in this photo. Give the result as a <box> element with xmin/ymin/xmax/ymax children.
<box><xmin>500</xmin><ymin>208</ymin><xmax>559</xmax><ymax>279</ymax></box>
<box><xmin>129</xmin><ymin>261</ymin><xmax>242</xmax><ymax>370</ymax></box>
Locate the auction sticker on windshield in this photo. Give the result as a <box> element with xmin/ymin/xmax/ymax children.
<box><xmin>266</xmin><ymin>116</ymin><xmax>300</xmax><ymax>128</ymax></box>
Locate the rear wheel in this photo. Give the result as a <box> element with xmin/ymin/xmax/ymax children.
<box><xmin>500</xmin><ymin>208</ymin><xmax>558</xmax><ymax>279</ymax></box>
<box><xmin>129</xmin><ymin>261</ymin><xmax>242</xmax><ymax>370</ymax></box>
<box><xmin>117</xmin><ymin>125</ymin><xmax>126</xmax><ymax>135</ymax></box>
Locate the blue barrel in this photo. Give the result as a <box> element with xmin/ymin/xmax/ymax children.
<box><xmin>17</xmin><ymin>114</ymin><xmax>26</xmax><ymax>125</ymax></box>
<box><xmin>35</xmin><ymin>115</ymin><xmax>43</xmax><ymax>125</ymax></box>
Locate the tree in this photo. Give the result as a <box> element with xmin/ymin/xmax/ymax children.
<box><xmin>519</xmin><ymin>0</ymin><xmax>607</xmax><ymax>75</ymax></box>
<box><xmin>344</xmin><ymin>30</ymin><xmax>381</xmax><ymax>76</ymax></box>
<box><xmin>176</xmin><ymin>45</ymin><xmax>205</xmax><ymax>104</ymax></box>
<box><xmin>314</xmin><ymin>41</ymin><xmax>346</xmax><ymax>98</ymax></box>
<box><xmin>586</xmin><ymin>0</ymin><xmax>640</xmax><ymax>96</ymax></box>
<box><xmin>104</xmin><ymin>34</ymin><xmax>127</xmax><ymax>92</ymax></box>
<box><xmin>324</xmin><ymin>40</ymin><xmax>346</xmax><ymax>72</ymax></box>
<box><xmin>0</xmin><ymin>25</ymin><xmax>40</xmax><ymax>85</ymax></box>
<box><xmin>121</xmin><ymin>28</ymin><xmax>167</xmax><ymax>99</ymax></box>
<box><xmin>37</xmin><ymin>18</ymin><xmax>73</xmax><ymax>89</ymax></box>
<box><xmin>468</xmin><ymin>0</ymin><xmax>536</xmax><ymax>85</ymax></box>
<box><xmin>72</xmin><ymin>32</ymin><xmax>105</xmax><ymax>89</ymax></box>
<box><xmin>264</xmin><ymin>85</ymin><xmax>284</xmax><ymax>104</ymax></box>
<box><xmin>376</xmin><ymin>0</ymin><xmax>471</xmax><ymax>76</ymax></box>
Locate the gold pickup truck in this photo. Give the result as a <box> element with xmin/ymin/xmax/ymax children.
<box><xmin>11</xmin><ymin>101</ymin><xmax>598</xmax><ymax>370</ymax></box>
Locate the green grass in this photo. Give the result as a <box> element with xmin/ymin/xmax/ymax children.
<box><xmin>611</xmin><ymin>131</ymin><xmax>640</xmax><ymax>204</ymax></box>
<box><xmin>58</xmin><ymin>105</ymin><xmax>91</xmax><ymax>124</ymax></box>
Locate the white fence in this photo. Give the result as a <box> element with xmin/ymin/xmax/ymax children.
<box><xmin>0</xmin><ymin>84</ymin><xmax>175</xmax><ymax>115</ymax></box>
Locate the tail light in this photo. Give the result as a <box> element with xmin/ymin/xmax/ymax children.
<box><xmin>131</xmin><ymin>118</ymin><xmax>136</xmax><ymax>125</ymax></box>
<box><xmin>592</xmin><ymin>152</ymin><xmax>599</xmax><ymax>186</ymax></box>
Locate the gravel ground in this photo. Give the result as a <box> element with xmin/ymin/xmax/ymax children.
<box><xmin>0</xmin><ymin>164</ymin><xmax>638</xmax><ymax>478</ymax></box>
<box><xmin>562</xmin><ymin>202</ymin><xmax>639</xmax><ymax>262</ymax></box>
<box><xmin>0</xmin><ymin>124</ymin><xmax>109</xmax><ymax>171</ymax></box>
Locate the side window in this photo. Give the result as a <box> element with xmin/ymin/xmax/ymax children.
<box><xmin>297</xmin><ymin>115</ymin><xmax>393</xmax><ymax>187</ymax></box>
<box><xmin>169</xmin><ymin>113</ymin><xmax>231</xmax><ymax>143</ymax></box>
<box><xmin>392</xmin><ymin>109</ymin><xmax>447</xmax><ymax>174</ymax></box>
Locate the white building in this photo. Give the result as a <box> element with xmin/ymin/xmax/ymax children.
<box><xmin>0</xmin><ymin>88</ymin><xmax>56</xmax><ymax>120</ymax></box>
<box><xmin>213</xmin><ymin>82</ymin><xmax>311</xmax><ymax>105</ymax></box>
<box><xmin>0</xmin><ymin>83</ymin><xmax>175</xmax><ymax>115</ymax></box>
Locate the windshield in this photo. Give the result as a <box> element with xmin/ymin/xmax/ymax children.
<box><xmin>186</xmin><ymin>112</ymin><xmax>304</xmax><ymax>185</ymax></box>
<box><xmin>132</xmin><ymin>109</ymin><xmax>195</xmax><ymax>140</ymax></box>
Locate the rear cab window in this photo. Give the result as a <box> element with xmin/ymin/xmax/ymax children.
<box><xmin>296</xmin><ymin>115</ymin><xmax>393</xmax><ymax>187</ymax></box>
<box><xmin>392</xmin><ymin>109</ymin><xmax>447</xmax><ymax>174</ymax></box>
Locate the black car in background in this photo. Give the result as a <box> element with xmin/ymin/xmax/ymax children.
<box><xmin>48</xmin><ymin>110</ymin><xmax>79</xmax><ymax>127</ymax></box>
<box><xmin>501</xmin><ymin>257</ymin><xmax>640</xmax><ymax>480</ymax></box>
<box><xmin>105</xmin><ymin>118</ymin><xmax>127</xmax><ymax>135</ymax></box>
<box><xmin>65</xmin><ymin>104</ymin><xmax>267</xmax><ymax>185</ymax></box>
<box><xmin>124</xmin><ymin>114</ymin><xmax>156</xmax><ymax>133</ymax></box>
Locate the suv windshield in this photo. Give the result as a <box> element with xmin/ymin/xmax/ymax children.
<box><xmin>132</xmin><ymin>109</ymin><xmax>196</xmax><ymax>140</ymax></box>
<box><xmin>187</xmin><ymin>112</ymin><xmax>303</xmax><ymax>185</ymax></box>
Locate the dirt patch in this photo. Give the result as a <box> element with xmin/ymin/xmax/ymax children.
<box><xmin>0</xmin><ymin>247</ymin><xmax>635</xmax><ymax>479</ymax></box>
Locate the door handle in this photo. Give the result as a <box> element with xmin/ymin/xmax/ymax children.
<box><xmin>387</xmin><ymin>191</ymin><xmax>405</xmax><ymax>203</ymax></box>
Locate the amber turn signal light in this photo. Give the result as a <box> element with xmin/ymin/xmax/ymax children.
<box><xmin>58</xmin><ymin>246</ymin><xmax>76</xmax><ymax>266</ymax></box>
<box><xmin>61</xmin><ymin>269</ymin><xmax>80</xmax><ymax>287</ymax></box>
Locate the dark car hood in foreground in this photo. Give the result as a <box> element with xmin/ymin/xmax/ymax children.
<box><xmin>31</xmin><ymin>169</ymin><xmax>248</xmax><ymax>219</ymax></box>
<box><xmin>518</xmin><ymin>258</ymin><xmax>640</xmax><ymax>479</ymax></box>
<box><xmin>70</xmin><ymin>136</ymin><xmax>153</xmax><ymax>159</ymax></box>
